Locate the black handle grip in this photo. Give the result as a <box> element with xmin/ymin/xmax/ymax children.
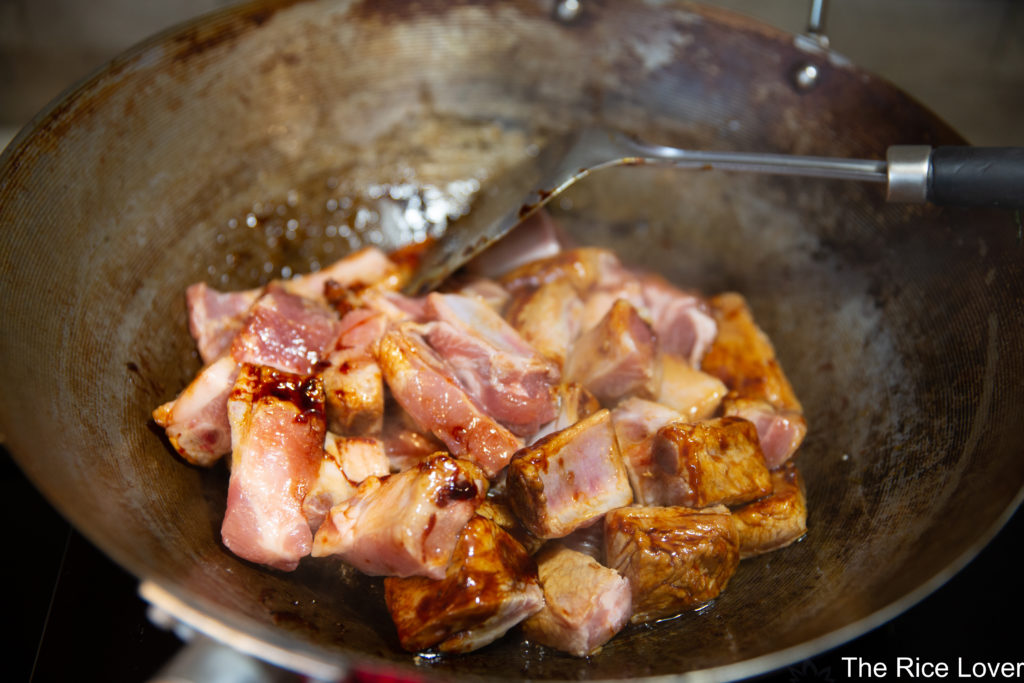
<box><xmin>929</xmin><ymin>147</ymin><xmax>1024</xmax><ymax>208</ymax></box>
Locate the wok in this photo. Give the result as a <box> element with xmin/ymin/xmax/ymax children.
<box><xmin>2</xmin><ymin>0</ymin><xmax>1022</xmax><ymax>679</ymax></box>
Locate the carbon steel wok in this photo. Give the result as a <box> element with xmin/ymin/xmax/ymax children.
<box><xmin>2</xmin><ymin>0</ymin><xmax>1023</xmax><ymax>680</ymax></box>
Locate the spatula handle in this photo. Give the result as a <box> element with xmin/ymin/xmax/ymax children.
<box><xmin>888</xmin><ymin>146</ymin><xmax>1024</xmax><ymax>208</ymax></box>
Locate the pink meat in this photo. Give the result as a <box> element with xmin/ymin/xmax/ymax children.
<box><xmin>722</xmin><ymin>395</ymin><xmax>807</xmax><ymax>469</ymax></box>
<box><xmin>231</xmin><ymin>286</ymin><xmax>343</xmax><ymax>376</ymax></box>
<box><xmin>321</xmin><ymin>309</ymin><xmax>388</xmax><ymax>436</ymax></box>
<box><xmin>506</xmin><ymin>409</ymin><xmax>633</xmax><ymax>539</ymax></box>
<box><xmin>378</xmin><ymin>323</ymin><xmax>522</xmax><ymax>477</ymax></box>
<box><xmin>303</xmin><ymin>433</ymin><xmax>389</xmax><ymax>533</ymax></box>
<box><xmin>424</xmin><ymin>293</ymin><xmax>560</xmax><ymax>436</ymax></box>
<box><xmin>463</xmin><ymin>210</ymin><xmax>567</xmax><ymax>280</ymax></box>
<box><xmin>186</xmin><ymin>283</ymin><xmax>260</xmax><ymax>364</ymax></box>
<box><xmin>311</xmin><ymin>454</ymin><xmax>488</xmax><ymax>579</ymax></box>
<box><xmin>152</xmin><ymin>355</ymin><xmax>239</xmax><ymax>466</ymax></box>
<box><xmin>639</xmin><ymin>274</ymin><xmax>717</xmax><ymax>367</ymax></box>
<box><xmin>221</xmin><ymin>364</ymin><xmax>326</xmax><ymax>571</ymax></box>
<box><xmin>522</xmin><ymin>544</ymin><xmax>632</xmax><ymax>656</ymax></box>
<box><xmin>609</xmin><ymin>397</ymin><xmax>683</xmax><ymax>505</ymax></box>
<box><xmin>285</xmin><ymin>246</ymin><xmax>403</xmax><ymax>301</ymax></box>
<box><xmin>564</xmin><ymin>299</ymin><xmax>658</xmax><ymax>404</ymax></box>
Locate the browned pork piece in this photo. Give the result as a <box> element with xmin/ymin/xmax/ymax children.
<box><xmin>152</xmin><ymin>355</ymin><xmax>238</xmax><ymax>466</ymax></box>
<box><xmin>655</xmin><ymin>353</ymin><xmax>727</xmax><ymax>420</ymax></box>
<box><xmin>286</xmin><ymin>246</ymin><xmax>406</xmax><ymax>301</ymax></box>
<box><xmin>528</xmin><ymin>382</ymin><xmax>601</xmax><ymax>446</ymax></box>
<box><xmin>503</xmin><ymin>277</ymin><xmax>584</xmax><ymax>367</ymax></box>
<box><xmin>722</xmin><ymin>394</ymin><xmax>807</xmax><ymax>469</ymax></box>
<box><xmin>605</xmin><ymin>505</ymin><xmax>740</xmax><ymax>624</ymax></box>
<box><xmin>220</xmin><ymin>364</ymin><xmax>326</xmax><ymax>571</ymax></box>
<box><xmin>732</xmin><ymin>461</ymin><xmax>807</xmax><ymax>558</ymax></box>
<box><xmin>384</xmin><ymin>516</ymin><xmax>544</xmax><ymax>653</ymax></box>
<box><xmin>321</xmin><ymin>308</ymin><xmax>388</xmax><ymax>436</ymax></box>
<box><xmin>424</xmin><ymin>292</ymin><xmax>560</xmax><ymax>436</ymax></box>
<box><xmin>377</xmin><ymin>323</ymin><xmax>522</xmax><ymax>477</ymax></box>
<box><xmin>652</xmin><ymin>417</ymin><xmax>772</xmax><ymax>508</ymax></box>
<box><xmin>312</xmin><ymin>453</ymin><xmax>488</xmax><ymax>579</ymax></box>
<box><xmin>611</xmin><ymin>397</ymin><xmax>683</xmax><ymax>505</ymax></box>
<box><xmin>302</xmin><ymin>433</ymin><xmax>389</xmax><ymax>532</ymax></box>
<box><xmin>701</xmin><ymin>292</ymin><xmax>802</xmax><ymax>413</ymax></box>
<box><xmin>476</xmin><ymin>498</ymin><xmax>544</xmax><ymax>555</ymax></box>
<box><xmin>231</xmin><ymin>286</ymin><xmax>343</xmax><ymax>376</ymax></box>
<box><xmin>564</xmin><ymin>299</ymin><xmax>658</xmax><ymax>404</ymax></box>
<box><xmin>502</xmin><ymin>247</ymin><xmax>624</xmax><ymax>295</ymax></box>
<box><xmin>506</xmin><ymin>409</ymin><xmax>633</xmax><ymax>539</ymax></box>
<box><xmin>522</xmin><ymin>544</ymin><xmax>632</xmax><ymax>656</ymax></box>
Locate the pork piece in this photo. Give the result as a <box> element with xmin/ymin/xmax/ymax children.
<box><xmin>286</xmin><ymin>246</ymin><xmax>405</xmax><ymax>301</ymax></box>
<box><xmin>152</xmin><ymin>355</ymin><xmax>238</xmax><ymax>466</ymax></box>
<box><xmin>528</xmin><ymin>382</ymin><xmax>601</xmax><ymax>446</ymax></box>
<box><xmin>384</xmin><ymin>516</ymin><xmax>544</xmax><ymax>653</ymax></box>
<box><xmin>231</xmin><ymin>286</ymin><xmax>343</xmax><ymax>376</ymax></box>
<box><xmin>321</xmin><ymin>309</ymin><xmax>387</xmax><ymax>436</ymax></box>
<box><xmin>503</xmin><ymin>277</ymin><xmax>584</xmax><ymax>367</ymax></box>
<box><xmin>221</xmin><ymin>365</ymin><xmax>326</xmax><ymax>571</ymax></box>
<box><xmin>424</xmin><ymin>293</ymin><xmax>560</xmax><ymax>436</ymax></box>
<box><xmin>185</xmin><ymin>283</ymin><xmax>260</xmax><ymax>364</ymax></box>
<box><xmin>638</xmin><ymin>274</ymin><xmax>718</xmax><ymax>367</ymax></box>
<box><xmin>722</xmin><ymin>393</ymin><xmax>807</xmax><ymax>469</ymax></box>
<box><xmin>380</xmin><ymin>403</ymin><xmax>446</xmax><ymax>473</ymax></box>
<box><xmin>522</xmin><ymin>544</ymin><xmax>632</xmax><ymax>657</ymax></box>
<box><xmin>656</xmin><ymin>353</ymin><xmax>727</xmax><ymax>421</ymax></box>
<box><xmin>557</xmin><ymin>521</ymin><xmax>606</xmax><ymax>562</ymax></box>
<box><xmin>732</xmin><ymin>462</ymin><xmax>807</xmax><ymax>558</ymax></box>
<box><xmin>378</xmin><ymin>323</ymin><xmax>522</xmax><ymax>477</ymax></box>
<box><xmin>506</xmin><ymin>409</ymin><xmax>633</xmax><ymax>539</ymax></box>
<box><xmin>605</xmin><ymin>505</ymin><xmax>740</xmax><ymax>624</ymax></box>
<box><xmin>302</xmin><ymin>433</ymin><xmax>389</xmax><ymax>532</ymax></box>
<box><xmin>476</xmin><ymin>498</ymin><xmax>544</xmax><ymax>555</ymax></box>
<box><xmin>610</xmin><ymin>397</ymin><xmax>683</xmax><ymax>506</ymax></box>
<box><xmin>451</xmin><ymin>277</ymin><xmax>510</xmax><ymax>312</ymax></box>
<box><xmin>464</xmin><ymin>210</ymin><xmax>567</xmax><ymax>280</ymax></box>
<box><xmin>312</xmin><ymin>453</ymin><xmax>488</xmax><ymax>579</ymax></box>
<box><xmin>564</xmin><ymin>299</ymin><xmax>658</xmax><ymax>404</ymax></box>
<box><xmin>652</xmin><ymin>417</ymin><xmax>772</xmax><ymax>508</ymax></box>
<box><xmin>701</xmin><ymin>292</ymin><xmax>802</xmax><ymax>412</ymax></box>
<box><xmin>501</xmin><ymin>247</ymin><xmax>626</xmax><ymax>295</ymax></box>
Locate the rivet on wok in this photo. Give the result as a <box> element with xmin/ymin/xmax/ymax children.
<box><xmin>792</xmin><ymin>63</ymin><xmax>821</xmax><ymax>91</ymax></box>
<box><xmin>554</xmin><ymin>0</ymin><xmax>582</xmax><ymax>23</ymax></box>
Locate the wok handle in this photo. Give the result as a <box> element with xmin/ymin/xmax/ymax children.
<box><xmin>930</xmin><ymin>147</ymin><xmax>1024</xmax><ymax>208</ymax></box>
<box><xmin>887</xmin><ymin>145</ymin><xmax>1024</xmax><ymax>208</ymax></box>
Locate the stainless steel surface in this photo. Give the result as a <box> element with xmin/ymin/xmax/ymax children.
<box><xmin>2</xmin><ymin>1</ymin><xmax>1023</xmax><ymax>681</ymax></box>
<box><xmin>886</xmin><ymin>145</ymin><xmax>934</xmax><ymax>204</ymax></box>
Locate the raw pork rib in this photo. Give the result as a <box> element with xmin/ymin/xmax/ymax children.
<box><xmin>221</xmin><ymin>364</ymin><xmax>326</xmax><ymax>571</ymax></box>
<box><xmin>152</xmin><ymin>355</ymin><xmax>238</xmax><ymax>466</ymax></box>
<box><xmin>522</xmin><ymin>544</ymin><xmax>632</xmax><ymax>656</ymax></box>
<box><xmin>312</xmin><ymin>453</ymin><xmax>488</xmax><ymax>579</ymax></box>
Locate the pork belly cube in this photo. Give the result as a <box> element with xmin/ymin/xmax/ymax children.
<box><xmin>321</xmin><ymin>309</ymin><xmax>388</xmax><ymax>436</ymax></box>
<box><xmin>701</xmin><ymin>292</ymin><xmax>803</xmax><ymax>412</ymax></box>
<box><xmin>384</xmin><ymin>516</ymin><xmax>544</xmax><ymax>653</ymax></box>
<box><xmin>503</xmin><ymin>276</ymin><xmax>584</xmax><ymax>367</ymax></box>
<box><xmin>610</xmin><ymin>397</ymin><xmax>683</xmax><ymax>505</ymax></box>
<box><xmin>656</xmin><ymin>353</ymin><xmax>726</xmax><ymax>421</ymax></box>
<box><xmin>528</xmin><ymin>382</ymin><xmax>602</xmax><ymax>446</ymax></box>
<box><xmin>605</xmin><ymin>505</ymin><xmax>740</xmax><ymax>624</ymax></box>
<box><xmin>424</xmin><ymin>292</ymin><xmax>560</xmax><ymax>436</ymax></box>
<box><xmin>230</xmin><ymin>286</ymin><xmax>343</xmax><ymax>376</ymax></box>
<box><xmin>221</xmin><ymin>365</ymin><xmax>326</xmax><ymax>571</ymax></box>
<box><xmin>302</xmin><ymin>433</ymin><xmax>389</xmax><ymax>532</ymax></box>
<box><xmin>652</xmin><ymin>417</ymin><xmax>772</xmax><ymax>508</ymax></box>
<box><xmin>378</xmin><ymin>323</ymin><xmax>521</xmax><ymax>477</ymax></box>
<box><xmin>638</xmin><ymin>274</ymin><xmax>717</xmax><ymax>367</ymax></box>
<box><xmin>722</xmin><ymin>393</ymin><xmax>807</xmax><ymax>469</ymax></box>
<box><xmin>733</xmin><ymin>462</ymin><xmax>807</xmax><ymax>558</ymax></box>
<box><xmin>506</xmin><ymin>409</ymin><xmax>633</xmax><ymax>539</ymax></box>
<box><xmin>185</xmin><ymin>283</ymin><xmax>260</xmax><ymax>364</ymax></box>
<box><xmin>564</xmin><ymin>299</ymin><xmax>658</xmax><ymax>404</ymax></box>
<box><xmin>312</xmin><ymin>453</ymin><xmax>488</xmax><ymax>579</ymax></box>
<box><xmin>522</xmin><ymin>544</ymin><xmax>632</xmax><ymax>656</ymax></box>
<box><xmin>152</xmin><ymin>355</ymin><xmax>238</xmax><ymax>466</ymax></box>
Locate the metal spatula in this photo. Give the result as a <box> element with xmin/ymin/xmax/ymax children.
<box><xmin>403</xmin><ymin>127</ymin><xmax>1024</xmax><ymax>294</ymax></box>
